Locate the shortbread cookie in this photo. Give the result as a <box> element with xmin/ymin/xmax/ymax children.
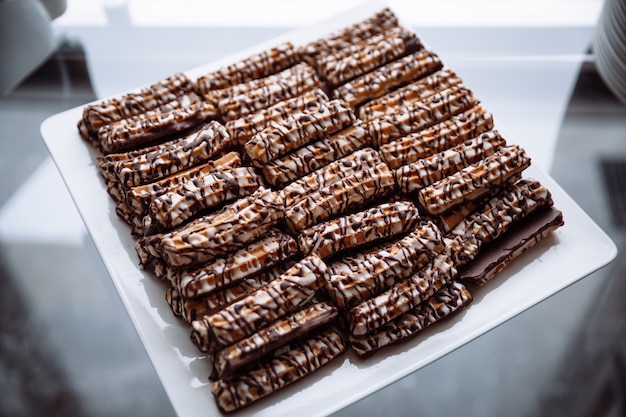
<box><xmin>211</xmin><ymin>301</ymin><xmax>338</xmax><ymax>380</ymax></box>
<box><xmin>195</xmin><ymin>42</ymin><xmax>300</xmax><ymax>94</ymax></box>
<box><xmin>395</xmin><ymin>129</ymin><xmax>507</xmax><ymax>193</ymax></box>
<box><xmin>324</xmin><ymin>222</ymin><xmax>444</xmax><ymax>309</ymax></box>
<box><xmin>350</xmin><ymin>281</ymin><xmax>472</xmax><ymax>358</ymax></box>
<box><xmin>379</xmin><ymin>105</ymin><xmax>494</xmax><ymax>169</ymax></box>
<box><xmin>142</xmin><ymin>166</ymin><xmax>264</xmax><ymax>235</ymax></box>
<box><xmin>298</xmin><ymin>200</ymin><xmax>421</xmax><ymax>258</ymax></box>
<box><xmin>158</xmin><ymin>187</ymin><xmax>284</xmax><ymax>269</ymax></box>
<box><xmin>190</xmin><ymin>254</ymin><xmax>328</xmax><ymax>353</ymax></box>
<box><xmin>243</xmin><ymin>99</ymin><xmax>356</xmax><ymax>167</ymax></box>
<box><xmin>284</xmin><ymin>161</ymin><xmax>395</xmax><ymax>233</ymax></box>
<box><xmin>262</xmin><ymin>124</ymin><xmax>370</xmax><ymax>187</ymax></box>
<box><xmin>417</xmin><ymin>145</ymin><xmax>531</xmax><ymax>215</ymax></box>
<box><xmin>212</xmin><ymin>327</ymin><xmax>346</xmax><ymax>413</ymax></box>
<box><xmin>348</xmin><ymin>252</ymin><xmax>456</xmax><ymax>337</ymax></box>
<box><xmin>80</xmin><ymin>72</ymin><xmax>194</xmax><ymax>135</ymax></box>
<box><xmin>175</xmin><ymin>229</ymin><xmax>298</xmax><ymax>299</ymax></box>
<box><xmin>98</xmin><ymin>100</ymin><xmax>218</xmax><ymax>154</ymax></box>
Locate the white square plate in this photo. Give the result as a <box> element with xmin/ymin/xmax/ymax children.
<box><xmin>41</xmin><ymin>2</ymin><xmax>617</xmax><ymax>416</ymax></box>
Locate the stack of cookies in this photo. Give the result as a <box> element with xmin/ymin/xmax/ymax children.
<box><xmin>77</xmin><ymin>7</ymin><xmax>564</xmax><ymax>413</ymax></box>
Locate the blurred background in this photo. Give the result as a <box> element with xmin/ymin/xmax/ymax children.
<box><xmin>0</xmin><ymin>0</ymin><xmax>624</xmax><ymax>416</ymax></box>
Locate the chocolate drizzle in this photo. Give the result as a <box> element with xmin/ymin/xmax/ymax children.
<box><xmin>81</xmin><ymin>73</ymin><xmax>194</xmax><ymax>134</ymax></box>
<box><xmin>366</xmin><ymin>84</ymin><xmax>477</xmax><ymax>146</ymax></box>
<box><xmin>191</xmin><ymin>254</ymin><xmax>328</xmax><ymax>352</ymax></box>
<box><xmin>74</xmin><ymin>7</ymin><xmax>567</xmax><ymax>412</ymax></box>
<box><xmin>196</xmin><ymin>42</ymin><xmax>300</xmax><ymax>94</ymax></box>
<box><xmin>459</xmin><ymin>206</ymin><xmax>564</xmax><ymax>285</ymax></box>
<box><xmin>211</xmin><ymin>327</ymin><xmax>346</xmax><ymax>413</ymax></box>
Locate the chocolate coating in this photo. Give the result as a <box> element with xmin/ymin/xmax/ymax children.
<box><xmin>445</xmin><ymin>178</ymin><xmax>553</xmax><ymax>267</ymax></box>
<box><xmin>417</xmin><ymin>145</ymin><xmax>531</xmax><ymax>215</ymax></box>
<box><xmin>210</xmin><ymin>63</ymin><xmax>322</xmax><ymax>121</ymax></box>
<box><xmin>317</xmin><ymin>27</ymin><xmax>422</xmax><ymax>87</ymax></box>
<box><xmin>190</xmin><ymin>254</ymin><xmax>328</xmax><ymax>352</ymax></box>
<box><xmin>356</xmin><ymin>66</ymin><xmax>461</xmax><ymax>121</ymax></box>
<box><xmin>226</xmin><ymin>88</ymin><xmax>330</xmax><ymax>145</ymax></box>
<box><xmin>298</xmin><ymin>200</ymin><xmax>422</xmax><ymax>259</ymax></box>
<box><xmin>396</xmin><ymin>129</ymin><xmax>507</xmax><ymax>193</ymax></box>
<box><xmin>244</xmin><ymin>99</ymin><xmax>356</xmax><ymax>166</ymax></box>
<box><xmin>166</xmin><ymin>261</ymin><xmax>295</xmax><ymax>323</ymax></box>
<box><xmin>142</xmin><ymin>166</ymin><xmax>263</xmax><ymax>234</ymax></box>
<box><xmin>459</xmin><ymin>206</ymin><xmax>564</xmax><ymax>285</ymax></box>
<box><xmin>175</xmin><ymin>229</ymin><xmax>298</xmax><ymax>299</ymax></box>
<box><xmin>324</xmin><ymin>222</ymin><xmax>444</xmax><ymax>309</ymax></box>
<box><xmin>379</xmin><ymin>105</ymin><xmax>494</xmax><ymax>169</ymax></box>
<box><xmin>212</xmin><ymin>327</ymin><xmax>346</xmax><ymax>413</ymax></box>
<box><xmin>114</xmin><ymin>121</ymin><xmax>231</xmax><ymax>188</ymax></box>
<box><xmin>282</xmin><ymin>147</ymin><xmax>382</xmax><ymax>208</ymax></box>
<box><xmin>264</xmin><ymin>126</ymin><xmax>371</xmax><ymax>189</ymax></box>
<box><xmin>285</xmin><ymin>161</ymin><xmax>396</xmax><ymax>233</ymax></box>
<box><xmin>82</xmin><ymin>73</ymin><xmax>193</xmax><ymax>134</ymax></box>
<box><xmin>195</xmin><ymin>42</ymin><xmax>300</xmax><ymax>94</ymax></box>
<box><xmin>366</xmin><ymin>84</ymin><xmax>477</xmax><ymax>146</ymax></box>
<box><xmin>159</xmin><ymin>187</ymin><xmax>284</xmax><ymax>269</ymax></box>
<box><xmin>298</xmin><ymin>7</ymin><xmax>399</xmax><ymax>65</ymax></box>
<box><xmin>350</xmin><ymin>281</ymin><xmax>472</xmax><ymax>358</ymax></box>
<box><xmin>348</xmin><ymin>252</ymin><xmax>456</xmax><ymax>337</ymax></box>
<box><xmin>98</xmin><ymin>101</ymin><xmax>218</xmax><ymax>154</ymax></box>
<box><xmin>212</xmin><ymin>301</ymin><xmax>338</xmax><ymax>380</ymax></box>
<box><xmin>125</xmin><ymin>152</ymin><xmax>241</xmax><ymax>217</ymax></box>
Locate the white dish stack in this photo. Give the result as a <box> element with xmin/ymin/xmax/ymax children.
<box><xmin>594</xmin><ymin>0</ymin><xmax>626</xmax><ymax>104</ymax></box>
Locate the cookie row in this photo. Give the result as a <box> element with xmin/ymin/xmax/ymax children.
<box><xmin>77</xmin><ymin>11</ymin><xmax>428</xmax><ymax>155</ymax></box>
